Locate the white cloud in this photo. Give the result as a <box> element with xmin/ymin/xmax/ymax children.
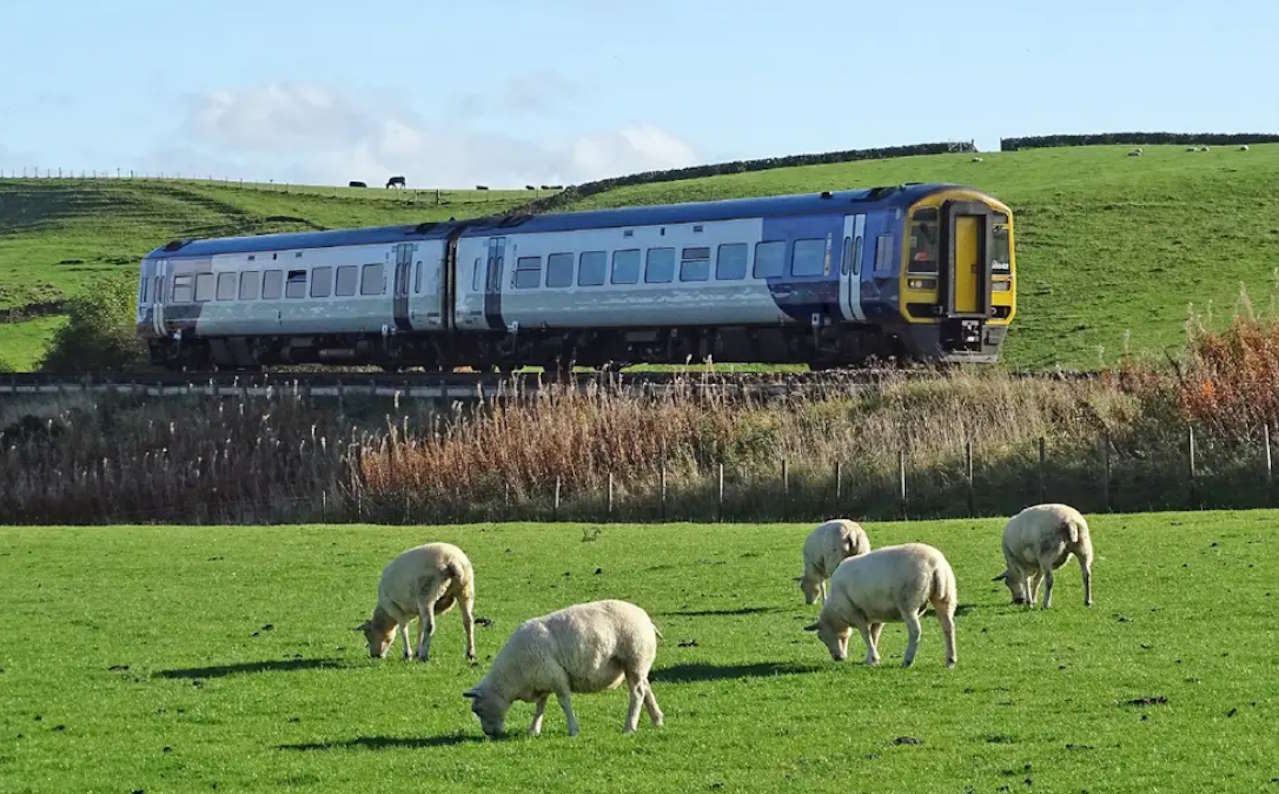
<box><xmin>171</xmin><ymin>82</ymin><xmax>698</xmax><ymax>188</ymax></box>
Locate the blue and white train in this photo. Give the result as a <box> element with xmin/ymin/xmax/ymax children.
<box><xmin>136</xmin><ymin>183</ymin><xmax>1015</xmax><ymax>370</ymax></box>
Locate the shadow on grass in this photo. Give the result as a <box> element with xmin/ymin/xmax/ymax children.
<box><xmin>651</xmin><ymin>661</ymin><xmax>821</xmax><ymax>683</ymax></box>
<box><xmin>662</xmin><ymin>606</ymin><xmax>782</xmax><ymax>617</ymax></box>
<box><xmin>277</xmin><ymin>734</ymin><xmax>484</xmax><ymax>751</ymax></box>
<box><xmin>156</xmin><ymin>658</ymin><xmax>348</xmax><ymax>680</ymax></box>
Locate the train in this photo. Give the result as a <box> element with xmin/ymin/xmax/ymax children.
<box><xmin>136</xmin><ymin>183</ymin><xmax>1015</xmax><ymax>371</ymax></box>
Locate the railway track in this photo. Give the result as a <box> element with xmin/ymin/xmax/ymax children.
<box><xmin>0</xmin><ymin>367</ymin><xmax>1097</xmax><ymax>402</ymax></box>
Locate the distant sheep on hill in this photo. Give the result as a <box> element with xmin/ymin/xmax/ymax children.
<box><xmin>1128</xmin><ymin>148</ymin><xmax>1143</xmax><ymax>157</ymax></box>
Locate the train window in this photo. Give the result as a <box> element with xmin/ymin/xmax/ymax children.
<box><xmin>611</xmin><ymin>249</ymin><xmax>640</xmax><ymax>284</ymax></box>
<box><xmin>335</xmin><ymin>265</ymin><xmax>358</xmax><ymax>296</ymax></box>
<box><xmin>991</xmin><ymin>213</ymin><xmax>1011</xmax><ymax>273</ymax></box>
<box><xmin>852</xmin><ymin>232</ymin><xmax>864</xmax><ymax>276</ymax></box>
<box><xmin>546</xmin><ymin>253</ymin><xmax>574</xmax><ymax>287</ymax></box>
<box><xmin>216</xmin><ymin>272</ymin><xmax>237</xmax><ymax>301</ymax></box>
<box><xmin>285</xmin><ymin>269</ymin><xmax>307</xmax><ymax>299</ymax></box>
<box><xmin>907</xmin><ymin>208</ymin><xmax>939</xmax><ymax>274</ymax></box>
<box><xmin>262</xmin><ymin>270</ymin><xmax>283</xmax><ymax>299</ymax></box>
<box><xmin>239</xmin><ymin>271</ymin><xmax>260</xmax><ymax>300</ymax></box>
<box><xmin>195</xmin><ymin>273</ymin><xmax>215</xmax><ymax>302</ymax></box>
<box><xmin>311</xmin><ymin>266</ymin><xmax>333</xmax><ymax>298</ymax></box>
<box><xmin>645</xmin><ymin>247</ymin><xmax>675</xmax><ymax>284</ymax></box>
<box><xmin>414</xmin><ymin>261</ymin><xmax>422</xmax><ymax>294</ymax></box>
<box><xmin>791</xmin><ymin>238</ymin><xmax>826</xmax><ymax>277</ymax></box>
<box><xmin>514</xmin><ymin>256</ymin><xmax>542</xmax><ymax>289</ymax></box>
<box><xmin>874</xmin><ymin>235</ymin><xmax>894</xmax><ymax>274</ymax></box>
<box><xmin>472</xmin><ymin>258</ymin><xmax>483</xmax><ymax>292</ymax></box>
<box><xmin>139</xmin><ymin>277</ymin><xmax>148</xmax><ymax>304</ymax></box>
<box><xmin>361</xmin><ymin>263</ymin><xmax>384</xmax><ymax>296</ymax></box>
<box><xmin>172</xmin><ymin>274</ymin><xmax>194</xmax><ymax>303</ymax></box>
<box><xmin>753</xmin><ymin>241</ymin><xmax>785</xmax><ymax>278</ymax></box>
<box><xmin>680</xmin><ymin>247</ymin><xmax>710</xmax><ymax>282</ymax></box>
<box><xmin>578</xmin><ymin>251</ymin><xmax>606</xmax><ymax>286</ymax></box>
<box><xmin>716</xmin><ymin>243</ymin><xmax>748</xmax><ymax>280</ymax></box>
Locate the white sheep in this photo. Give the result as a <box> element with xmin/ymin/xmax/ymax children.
<box><xmin>796</xmin><ymin>518</ymin><xmax>871</xmax><ymax>604</ymax></box>
<box><xmin>971</xmin><ymin>156</ymin><xmax>984</xmax><ymax>163</ymax></box>
<box><xmin>1186</xmin><ymin>146</ymin><xmax>1199</xmax><ymax>152</ymax></box>
<box><xmin>1239</xmin><ymin>144</ymin><xmax>1250</xmax><ymax>151</ymax></box>
<box><xmin>804</xmin><ymin>543</ymin><xmax>957</xmax><ymax>668</ymax></box>
<box><xmin>357</xmin><ymin>542</ymin><xmax>476</xmax><ymax>662</ymax></box>
<box><xmin>463</xmin><ymin>599</ymin><xmax>663</xmax><ymax>737</ymax></box>
<box><xmin>993</xmin><ymin>503</ymin><xmax>1093</xmax><ymax>609</ymax></box>
<box><xmin>1128</xmin><ymin>147</ymin><xmax>1143</xmax><ymax>157</ymax></box>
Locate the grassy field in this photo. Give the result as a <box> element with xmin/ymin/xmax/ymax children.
<box><xmin>1</xmin><ymin>144</ymin><xmax>1277</xmax><ymax>369</ymax></box>
<box><xmin>1</xmin><ymin>512</ymin><xmax>1275</xmax><ymax>792</ymax></box>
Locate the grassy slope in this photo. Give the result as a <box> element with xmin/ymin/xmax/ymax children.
<box><xmin>1</xmin><ymin>512</ymin><xmax>1275</xmax><ymax>793</ymax></box>
<box><xmin>566</xmin><ymin>144</ymin><xmax>1279</xmax><ymax>369</ymax></box>
<box><xmin>2</xmin><ymin>145</ymin><xmax>1277</xmax><ymax>369</ymax></box>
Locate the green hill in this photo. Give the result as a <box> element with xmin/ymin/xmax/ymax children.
<box><xmin>2</xmin><ymin>145</ymin><xmax>1277</xmax><ymax>370</ymax></box>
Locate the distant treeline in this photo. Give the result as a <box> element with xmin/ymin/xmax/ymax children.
<box><xmin>1000</xmin><ymin>132</ymin><xmax>1279</xmax><ymax>151</ymax></box>
<box><xmin>521</xmin><ymin>141</ymin><xmax>977</xmax><ymax>214</ymax></box>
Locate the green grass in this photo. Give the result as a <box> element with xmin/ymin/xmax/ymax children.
<box><xmin>2</xmin><ymin>511</ymin><xmax>1275</xmax><ymax>792</ymax></box>
<box><xmin>2</xmin><ymin>144</ymin><xmax>1278</xmax><ymax>369</ymax></box>
<box><xmin>0</xmin><ymin>315</ymin><xmax>64</xmax><ymax>370</ymax></box>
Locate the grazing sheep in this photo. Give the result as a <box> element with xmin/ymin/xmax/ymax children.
<box><xmin>463</xmin><ymin>600</ymin><xmax>663</xmax><ymax>737</ymax></box>
<box><xmin>804</xmin><ymin>543</ymin><xmax>957</xmax><ymax>668</ymax></box>
<box><xmin>1239</xmin><ymin>144</ymin><xmax>1250</xmax><ymax>151</ymax></box>
<box><xmin>971</xmin><ymin>156</ymin><xmax>984</xmax><ymax>163</ymax></box>
<box><xmin>1199</xmin><ymin>145</ymin><xmax>1210</xmax><ymax>152</ymax></box>
<box><xmin>357</xmin><ymin>542</ymin><xmax>476</xmax><ymax>662</ymax></box>
<box><xmin>1128</xmin><ymin>147</ymin><xmax>1143</xmax><ymax>157</ymax></box>
<box><xmin>796</xmin><ymin>519</ymin><xmax>871</xmax><ymax>604</ymax></box>
<box><xmin>1186</xmin><ymin>146</ymin><xmax>1199</xmax><ymax>152</ymax></box>
<box><xmin>993</xmin><ymin>503</ymin><xmax>1093</xmax><ymax>609</ymax></box>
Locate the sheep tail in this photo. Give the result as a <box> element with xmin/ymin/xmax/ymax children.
<box><xmin>1062</xmin><ymin>518</ymin><xmax>1081</xmax><ymax>545</ymax></box>
<box><xmin>651</xmin><ymin>621</ymin><xmax>664</xmax><ymax>641</ymax></box>
<box><xmin>444</xmin><ymin>561</ymin><xmax>463</xmax><ymax>582</ymax></box>
<box><xmin>930</xmin><ymin>564</ymin><xmax>956</xmax><ymax>607</ymax></box>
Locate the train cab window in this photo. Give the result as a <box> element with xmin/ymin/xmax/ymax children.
<box><xmin>216</xmin><ymin>272</ymin><xmax>237</xmax><ymax>301</ymax></box>
<box><xmin>285</xmin><ymin>269</ymin><xmax>307</xmax><ymax>299</ymax></box>
<box><xmin>753</xmin><ymin>241</ymin><xmax>785</xmax><ymax>278</ymax></box>
<box><xmin>716</xmin><ymin>243</ymin><xmax>748</xmax><ymax>280</ymax></box>
<box><xmin>262</xmin><ymin>269</ymin><xmax>283</xmax><ymax>299</ymax></box>
<box><xmin>139</xmin><ymin>277</ymin><xmax>149</xmax><ymax>304</ymax></box>
<box><xmin>645</xmin><ymin>247</ymin><xmax>675</xmax><ymax>284</ymax></box>
<box><xmin>791</xmin><ymin>238</ymin><xmax>826</xmax><ymax>277</ymax></box>
<box><xmin>414</xmin><ymin>261</ymin><xmax>423</xmax><ymax>294</ymax></box>
<box><xmin>472</xmin><ymin>258</ymin><xmax>484</xmax><ymax>292</ymax></box>
<box><xmin>578</xmin><ymin>251</ymin><xmax>606</xmax><ymax>286</ymax></box>
<box><xmin>514</xmin><ymin>256</ymin><xmax>542</xmax><ymax>289</ymax></box>
<box><xmin>991</xmin><ymin>212</ymin><xmax>1011</xmax><ymax>273</ymax></box>
<box><xmin>335</xmin><ymin>265</ymin><xmax>358</xmax><ymax>296</ymax></box>
<box><xmin>546</xmin><ymin>253</ymin><xmax>574</xmax><ymax>287</ymax></box>
<box><xmin>194</xmin><ymin>273</ymin><xmax>215</xmax><ymax>302</ymax></box>
<box><xmin>361</xmin><ymin>263</ymin><xmax>384</xmax><ymax>296</ymax></box>
<box><xmin>611</xmin><ymin>249</ymin><xmax>640</xmax><ymax>284</ymax></box>
<box><xmin>680</xmin><ymin>247</ymin><xmax>710</xmax><ymax>282</ymax></box>
<box><xmin>172</xmin><ymin>274</ymin><xmax>194</xmax><ymax>303</ymax></box>
<box><xmin>907</xmin><ymin>207</ymin><xmax>939</xmax><ymax>274</ymax></box>
<box><xmin>239</xmin><ymin>271</ymin><xmax>260</xmax><ymax>300</ymax></box>
<box><xmin>311</xmin><ymin>266</ymin><xmax>332</xmax><ymax>298</ymax></box>
<box><xmin>873</xmin><ymin>234</ymin><xmax>894</xmax><ymax>274</ymax></box>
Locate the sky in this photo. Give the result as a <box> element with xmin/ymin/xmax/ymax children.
<box><xmin>1</xmin><ymin>0</ymin><xmax>1276</xmax><ymax>188</ymax></box>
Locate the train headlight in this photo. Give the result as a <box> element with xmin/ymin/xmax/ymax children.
<box><xmin>907</xmin><ymin>277</ymin><xmax>937</xmax><ymax>291</ymax></box>
<box><xmin>992</xmin><ymin>279</ymin><xmax>1012</xmax><ymax>292</ymax></box>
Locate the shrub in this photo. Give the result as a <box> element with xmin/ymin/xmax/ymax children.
<box><xmin>39</xmin><ymin>278</ymin><xmax>147</xmax><ymax>373</ymax></box>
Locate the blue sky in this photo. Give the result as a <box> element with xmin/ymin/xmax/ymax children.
<box><xmin>1</xmin><ymin>0</ymin><xmax>1276</xmax><ymax>187</ymax></box>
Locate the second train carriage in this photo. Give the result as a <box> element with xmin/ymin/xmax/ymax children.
<box><xmin>137</xmin><ymin>183</ymin><xmax>1015</xmax><ymax>370</ymax></box>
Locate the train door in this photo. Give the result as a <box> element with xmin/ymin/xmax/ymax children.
<box><xmin>393</xmin><ymin>243</ymin><xmax>413</xmax><ymax>330</ymax></box>
<box><xmin>151</xmin><ymin>259</ymin><xmax>167</xmax><ymax>337</ymax></box>
<box><xmin>839</xmin><ymin>214</ymin><xmax>866</xmax><ymax>321</ymax></box>
<box><xmin>484</xmin><ymin>236</ymin><xmax>506</xmax><ymax>330</ymax></box>
<box><xmin>943</xmin><ymin>202</ymin><xmax>991</xmax><ymax>317</ymax></box>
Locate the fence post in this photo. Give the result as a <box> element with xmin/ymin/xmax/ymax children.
<box><xmin>607</xmin><ymin>471</ymin><xmax>614</xmax><ymax>520</ymax></box>
<box><xmin>1101</xmin><ymin>431</ymin><xmax>1112</xmax><ymax>512</ymax></box>
<box><xmin>965</xmin><ymin>439</ymin><xmax>975</xmax><ymax>517</ymax></box>
<box><xmin>834</xmin><ymin>460</ymin><xmax>842</xmax><ymax>504</ymax></box>
<box><xmin>1264</xmin><ymin>424</ymin><xmax>1272</xmax><ymax>498</ymax></box>
<box><xmin>717</xmin><ymin>462</ymin><xmax>725</xmax><ymax>523</ymax></box>
<box><xmin>553</xmin><ymin>476</ymin><xmax>561</xmax><ymax>521</ymax></box>
<box><xmin>781</xmin><ymin>457</ymin><xmax>789</xmax><ymax>518</ymax></box>
<box><xmin>898</xmin><ymin>449</ymin><xmax>907</xmax><ymax>519</ymax></box>
<box><xmin>659</xmin><ymin>460</ymin><xmax>667</xmax><ymax>522</ymax></box>
<box><xmin>1038</xmin><ymin>436</ymin><xmax>1047</xmax><ymax>503</ymax></box>
<box><xmin>1187</xmin><ymin>424</ymin><xmax>1197</xmax><ymax>507</ymax></box>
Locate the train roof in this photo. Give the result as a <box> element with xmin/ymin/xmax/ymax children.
<box><xmin>146</xmin><ymin>183</ymin><xmax>975</xmax><ymax>259</ymax></box>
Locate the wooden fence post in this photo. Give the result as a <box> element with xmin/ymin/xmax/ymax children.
<box><xmin>659</xmin><ymin>460</ymin><xmax>667</xmax><ymax>522</ymax></box>
<box><xmin>781</xmin><ymin>457</ymin><xmax>789</xmax><ymax>518</ymax></box>
<box><xmin>553</xmin><ymin>476</ymin><xmax>561</xmax><ymax>522</ymax></box>
<box><xmin>607</xmin><ymin>471</ymin><xmax>614</xmax><ymax>519</ymax></box>
<box><xmin>1187</xmin><ymin>424</ymin><xmax>1197</xmax><ymax>507</ymax></box>
<box><xmin>834</xmin><ymin>460</ymin><xmax>842</xmax><ymax>504</ymax></box>
<box><xmin>1264</xmin><ymin>423</ymin><xmax>1272</xmax><ymax>495</ymax></box>
<box><xmin>965</xmin><ymin>439</ymin><xmax>975</xmax><ymax>517</ymax></box>
<box><xmin>1038</xmin><ymin>436</ymin><xmax>1047</xmax><ymax>503</ymax></box>
<box><xmin>717</xmin><ymin>463</ymin><xmax>725</xmax><ymax>523</ymax></box>
<box><xmin>898</xmin><ymin>449</ymin><xmax>907</xmax><ymax>519</ymax></box>
<box><xmin>1101</xmin><ymin>431</ymin><xmax>1111</xmax><ymax>512</ymax></box>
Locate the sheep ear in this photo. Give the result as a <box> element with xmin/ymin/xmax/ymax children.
<box><xmin>992</xmin><ymin>570</ymin><xmax>1008</xmax><ymax>582</ymax></box>
<box><xmin>802</xmin><ymin>622</ymin><xmax>820</xmax><ymax>632</ymax></box>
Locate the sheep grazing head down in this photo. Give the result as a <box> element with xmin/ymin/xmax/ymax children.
<box><xmin>992</xmin><ymin>570</ymin><xmax>1030</xmax><ymax>605</ymax></box>
<box><xmin>803</xmin><ymin>619</ymin><xmax>850</xmax><ymax>661</ymax></box>
<box><xmin>795</xmin><ymin>574</ymin><xmax>823</xmax><ymax>605</ymax></box>
<box><xmin>462</xmin><ymin>687</ymin><xmax>509</xmax><ymax>737</ymax></box>
<box><xmin>356</xmin><ymin>620</ymin><xmax>396</xmax><ymax>659</ymax></box>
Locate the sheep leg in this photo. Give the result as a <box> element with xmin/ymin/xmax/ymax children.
<box><xmin>901</xmin><ymin>609</ymin><xmax>922</xmax><ymax>668</ymax></box>
<box><xmin>555</xmin><ymin>689</ymin><xmax>580</xmax><ymax>737</ymax></box>
<box><xmin>642</xmin><ymin>682</ymin><xmax>664</xmax><ymax>726</ymax></box>
<box><xmin>460</xmin><ymin>593</ymin><xmax>476</xmax><ymax>661</ymax></box>
<box><xmin>819</xmin><ymin>580</ymin><xmax>827</xmax><ymax>605</ymax></box>
<box><xmin>936</xmin><ymin>605</ymin><xmax>957</xmax><ymax>668</ymax></box>
<box><xmin>1027</xmin><ymin>571</ymin><xmax>1042</xmax><ymax>606</ymax></box>
<box><xmin>1039</xmin><ymin>566</ymin><xmax>1055</xmax><ymax>609</ymax></box>
<box><xmin>1080</xmin><ymin>556</ymin><xmax>1093</xmax><ymax>606</ymax></box>
<box><xmin>399</xmin><ymin>623</ymin><xmax>413</xmax><ymax>660</ymax></box>
<box><xmin>528</xmin><ymin>694</ymin><xmax>549</xmax><ymax>736</ymax></box>
<box><xmin>415</xmin><ymin>599</ymin><xmax>437</xmax><ymax>661</ymax></box>
<box><xmin>623</xmin><ymin>671</ymin><xmax>645</xmax><ymax>734</ymax></box>
<box><xmin>870</xmin><ymin>622</ymin><xmax>884</xmax><ymax>649</ymax></box>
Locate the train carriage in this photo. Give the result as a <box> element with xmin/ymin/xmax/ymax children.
<box><xmin>137</xmin><ymin>183</ymin><xmax>1014</xmax><ymax>370</ymax></box>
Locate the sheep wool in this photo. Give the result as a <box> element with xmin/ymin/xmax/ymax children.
<box><xmin>994</xmin><ymin>503</ymin><xmax>1093</xmax><ymax>609</ymax></box>
<box><xmin>357</xmin><ymin>542</ymin><xmax>476</xmax><ymax>662</ymax></box>
<box><xmin>797</xmin><ymin>519</ymin><xmax>871</xmax><ymax>605</ymax></box>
